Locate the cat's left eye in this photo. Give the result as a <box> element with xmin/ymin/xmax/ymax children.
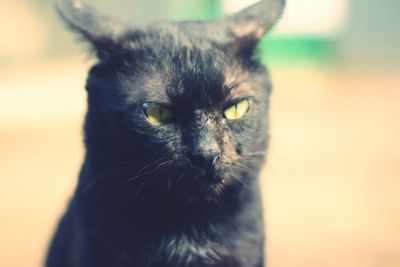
<box><xmin>143</xmin><ymin>103</ymin><xmax>173</xmax><ymax>125</ymax></box>
<box><xmin>224</xmin><ymin>99</ymin><xmax>250</xmax><ymax>121</ymax></box>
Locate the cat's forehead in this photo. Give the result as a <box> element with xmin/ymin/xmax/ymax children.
<box><xmin>130</xmin><ymin>62</ymin><xmax>253</xmax><ymax>108</ymax></box>
<box><xmin>122</xmin><ymin>22</ymin><xmax>229</xmax><ymax>55</ymax></box>
<box><xmin>136</xmin><ymin>58</ymin><xmax>252</xmax><ymax>109</ymax></box>
<box><xmin>120</xmin><ymin>27</ymin><xmax>255</xmax><ymax>106</ymax></box>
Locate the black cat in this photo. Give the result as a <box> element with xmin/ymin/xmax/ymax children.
<box><xmin>46</xmin><ymin>0</ymin><xmax>285</xmax><ymax>266</ymax></box>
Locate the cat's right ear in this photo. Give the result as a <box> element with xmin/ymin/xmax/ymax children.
<box><xmin>55</xmin><ymin>0</ymin><xmax>130</xmax><ymax>60</ymax></box>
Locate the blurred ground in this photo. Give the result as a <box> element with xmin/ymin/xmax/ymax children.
<box><xmin>0</xmin><ymin>58</ymin><xmax>399</xmax><ymax>267</ymax></box>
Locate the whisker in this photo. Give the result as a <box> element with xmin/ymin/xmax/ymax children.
<box><xmin>83</xmin><ymin>157</ymin><xmax>170</xmax><ymax>214</ymax></box>
<box><xmin>120</xmin><ymin>159</ymin><xmax>172</xmax><ymax>189</ymax></box>
<box><xmin>244</xmin><ymin>153</ymin><xmax>265</xmax><ymax>157</ymax></box>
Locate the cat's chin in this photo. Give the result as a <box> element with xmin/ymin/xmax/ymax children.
<box><xmin>167</xmin><ymin>170</ymin><xmax>236</xmax><ymax>203</ymax></box>
<box><xmin>172</xmin><ymin>183</ymin><xmax>228</xmax><ymax>203</ymax></box>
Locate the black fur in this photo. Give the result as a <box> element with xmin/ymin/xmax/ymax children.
<box><xmin>46</xmin><ymin>1</ymin><xmax>285</xmax><ymax>266</ymax></box>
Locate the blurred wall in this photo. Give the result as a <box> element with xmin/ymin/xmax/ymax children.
<box><xmin>2</xmin><ymin>0</ymin><xmax>400</xmax><ymax>67</ymax></box>
<box><xmin>341</xmin><ymin>0</ymin><xmax>400</xmax><ymax>65</ymax></box>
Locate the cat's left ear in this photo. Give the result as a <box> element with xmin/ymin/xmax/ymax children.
<box><xmin>221</xmin><ymin>0</ymin><xmax>286</xmax><ymax>56</ymax></box>
<box><xmin>55</xmin><ymin>0</ymin><xmax>131</xmax><ymax>60</ymax></box>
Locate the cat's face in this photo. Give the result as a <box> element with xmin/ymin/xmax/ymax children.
<box><xmin>85</xmin><ymin>26</ymin><xmax>271</xmax><ymax>201</ymax></box>
<box><xmin>57</xmin><ymin>0</ymin><xmax>285</xmax><ymax>202</ymax></box>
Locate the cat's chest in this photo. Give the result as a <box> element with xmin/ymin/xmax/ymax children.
<box><xmin>84</xmin><ymin>215</ymin><xmax>262</xmax><ymax>267</ymax></box>
<box><xmin>127</xmin><ymin>227</ymin><xmax>224</xmax><ymax>266</ymax></box>
<box><xmin>104</xmin><ymin>226</ymin><xmax>239</xmax><ymax>267</ymax></box>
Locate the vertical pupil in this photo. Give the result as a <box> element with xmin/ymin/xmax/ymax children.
<box><xmin>159</xmin><ymin>107</ymin><xmax>162</xmax><ymax>118</ymax></box>
<box><xmin>234</xmin><ymin>104</ymin><xmax>238</xmax><ymax>118</ymax></box>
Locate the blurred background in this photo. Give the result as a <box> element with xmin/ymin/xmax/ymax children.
<box><xmin>1</xmin><ymin>0</ymin><xmax>399</xmax><ymax>266</ymax></box>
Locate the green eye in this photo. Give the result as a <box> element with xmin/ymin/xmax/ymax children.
<box><xmin>143</xmin><ymin>103</ymin><xmax>173</xmax><ymax>125</ymax></box>
<box><xmin>224</xmin><ymin>99</ymin><xmax>250</xmax><ymax>120</ymax></box>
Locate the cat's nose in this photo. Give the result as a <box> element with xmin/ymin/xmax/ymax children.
<box><xmin>190</xmin><ymin>150</ymin><xmax>220</xmax><ymax>169</ymax></box>
<box><xmin>190</xmin><ymin>130</ymin><xmax>221</xmax><ymax>168</ymax></box>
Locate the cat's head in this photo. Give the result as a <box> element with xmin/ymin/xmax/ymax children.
<box><xmin>57</xmin><ymin>0</ymin><xmax>285</xmax><ymax>203</ymax></box>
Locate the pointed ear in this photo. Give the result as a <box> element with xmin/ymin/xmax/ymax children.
<box><xmin>55</xmin><ymin>0</ymin><xmax>130</xmax><ymax>59</ymax></box>
<box><xmin>221</xmin><ymin>0</ymin><xmax>286</xmax><ymax>56</ymax></box>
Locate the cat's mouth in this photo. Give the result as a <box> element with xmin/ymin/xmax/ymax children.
<box><xmin>150</xmin><ymin>159</ymin><xmax>235</xmax><ymax>201</ymax></box>
<box><xmin>159</xmin><ymin>156</ymin><xmax>225</xmax><ymax>185</ymax></box>
<box><xmin>186</xmin><ymin>164</ymin><xmax>224</xmax><ymax>185</ymax></box>
<box><xmin>161</xmin><ymin>163</ymin><xmax>229</xmax><ymax>201</ymax></box>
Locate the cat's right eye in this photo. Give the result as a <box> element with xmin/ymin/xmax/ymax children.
<box><xmin>143</xmin><ymin>103</ymin><xmax>174</xmax><ymax>125</ymax></box>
